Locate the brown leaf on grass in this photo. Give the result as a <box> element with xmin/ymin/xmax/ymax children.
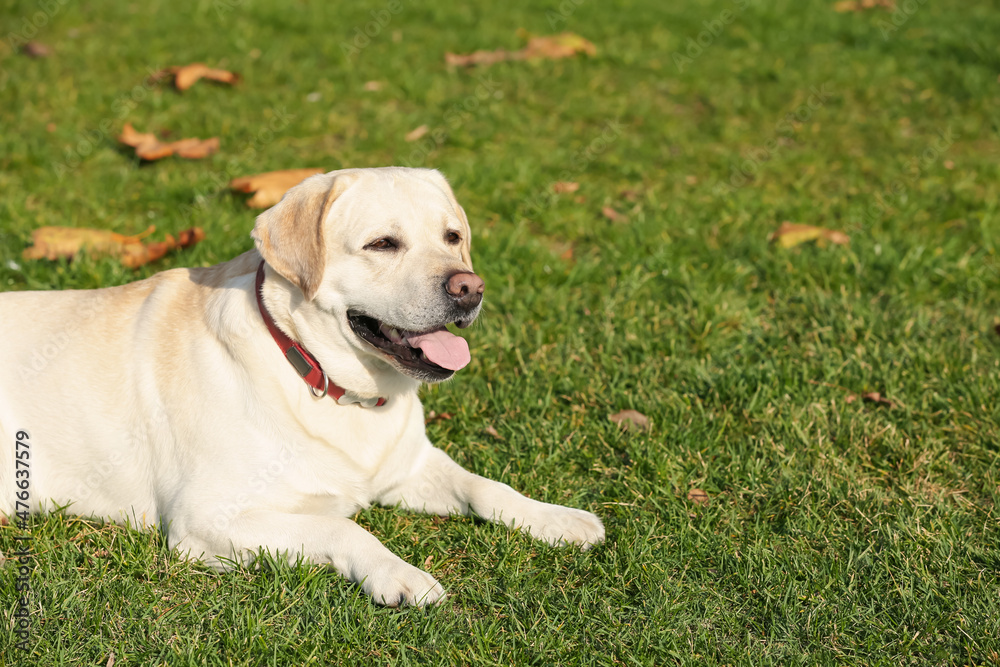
<box><xmin>363</xmin><ymin>80</ymin><xmax>385</xmax><ymax>91</ymax></box>
<box><xmin>609</xmin><ymin>409</ymin><xmax>649</xmax><ymax>432</ymax></box>
<box><xmin>519</xmin><ymin>32</ymin><xmax>597</xmax><ymax>60</ymax></box>
<box><xmin>153</xmin><ymin>63</ymin><xmax>241</xmax><ymax>91</ymax></box>
<box><xmin>602</xmin><ymin>206</ymin><xmax>626</xmax><ymax>223</ymax></box>
<box><xmin>445</xmin><ymin>48</ymin><xmax>510</xmax><ymax>67</ymax></box>
<box><xmin>22</xmin><ymin>225</ymin><xmax>205</xmax><ymax>269</ymax></box>
<box><xmin>405</xmin><ymin>124</ymin><xmax>430</xmax><ymax>142</ymax></box>
<box><xmin>483</xmin><ymin>425</ymin><xmax>503</xmax><ymax>440</ymax></box>
<box><xmin>118</xmin><ymin>123</ymin><xmax>219</xmax><ymax>161</ymax></box>
<box><xmin>861</xmin><ymin>391</ymin><xmax>894</xmax><ymax>408</ymax></box>
<box><xmin>424</xmin><ymin>411</ymin><xmax>453</xmax><ymax>425</ymax></box>
<box><xmin>22</xmin><ymin>41</ymin><xmax>52</xmax><ymax>58</ymax></box>
<box><xmin>769</xmin><ymin>222</ymin><xmax>849</xmax><ymax>248</ymax></box>
<box><xmin>552</xmin><ymin>181</ymin><xmax>579</xmax><ymax>194</ymax></box>
<box><xmin>119</xmin><ymin>227</ymin><xmax>206</xmax><ymax>269</ymax></box>
<box><xmin>833</xmin><ymin>0</ymin><xmax>894</xmax><ymax>11</ymax></box>
<box><xmin>445</xmin><ymin>31</ymin><xmax>596</xmax><ymax>67</ymax></box>
<box><xmin>229</xmin><ymin>168</ymin><xmax>325</xmax><ymax>208</ymax></box>
<box><xmin>687</xmin><ymin>488</ymin><xmax>710</xmax><ymax>505</ymax></box>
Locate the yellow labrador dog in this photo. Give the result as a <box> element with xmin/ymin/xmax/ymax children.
<box><xmin>0</xmin><ymin>167</ymin><xmax>603</xmax><ymax>606</ymax></box>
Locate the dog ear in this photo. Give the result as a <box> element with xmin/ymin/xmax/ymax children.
<box><xmin>251</xmin><ymin>172</ymin><xmax>356</xmax><ymax>301</ymax></box>
<box><xmin>410</xmin><ymin>169</ymin><xmax>473</xmax><ymax>268</ymax></box>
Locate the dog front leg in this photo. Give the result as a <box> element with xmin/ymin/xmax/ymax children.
<box><xmin>186</xmin><ymin>511</ymin><xmax>445</xmax><ymax>607</ymax></box>
<box><xmin>382</xmin><ymin>446</ymin><xmax>605</xmax><ymax>549</ymax></box>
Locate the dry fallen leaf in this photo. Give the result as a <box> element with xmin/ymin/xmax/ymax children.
<box><xmin>483</xmin><ymin>425</ymin><xmax>503</xmax><ymax>440</ymax></box>
<box><xmin>769</xmin><ymin>222</ymin><xmax>849</xmax><ymax>248</ymax></box>
<box><xmin>405</xmin><ymin>124</ymin><xmax>430</xmax><ymax>142</ymax></box>
<box><xmin>425</xmin><ymin>411</ymin><xmax>453</xmax><ymax>425</ymax></box>
<box><xmin>445</xmin><ymin>48</ymin><xmax>509</xmax><ymax>67</ymax></box>
<box><xmin>363</xmin><ymin>80</ymin><xmax>384</xmax><ymax>91</ymax></box>
<box><xmin>861</xmin><ymin>392</ymin><xmax>894</xmax><ymax>408</ymax></box>
<box><xmin>687</xmin><ymin>488</ymin><xmax>710</xmax><ymax>505</ymax></box>
<box><xmin>153</xmin><ymin>63</ymin><xmax>241</xmax><ymax>91</ymax></box>
<box><xmin>23</xmin><ymin>225</ymin><xmax>205</xmax><ymax>269</ymax></box>
<box><xmin>602</xmin><ymin>206</ymin><xmax>626</xmax><ymax>223</ymax></box>
<box><xmin>609</xmin><ymin>409</ymin><xmax>649</xmax><ymax>432</ymax></box>
<box><xmin>118</xmin><ymin>123</ymin><xmax>219</xmax><ymax>161</ymax></box>
<box><xmin>120</xmin><ymin>227</ymin><xmax>205</xmax><ymax>268</ymax></box>
<box><xmin>834</xmin><ymin>0</ymin><xmax>894</xmax><ymax>11</ymax></box>
<box><xmin>446</xmin><ymin>31</ymin><xmax>596</xmax><ymax>67</ymax></box>
<box><xmin>22</xmin><ymin>41</ymin><xmax>52</xmax><ymax>58</ymax></box>
<box><xmin>552</xmin><ymin>181</ymin><xmax>580</xmax><ymax>194</ymax></box>
<box><xmin>519</xmin><ymin>32</ymin><xmax>597</xmax><ymax>60</ymax></box>
<box><xmin>229</xmin><ymin>168</ymin><xmax>325</xmax><ymax>208</ymax></box>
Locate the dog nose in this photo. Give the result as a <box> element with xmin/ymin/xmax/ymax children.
<box><xmin>445</xmin><ymin>272</ymin><xmax>484</xmax><ymax>309</ymax></box>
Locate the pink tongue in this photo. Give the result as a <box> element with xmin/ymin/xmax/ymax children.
<box><xmin>406</xmin><ymin>328</ymin><xmax>471</xmax><ymax>371</ymax></box>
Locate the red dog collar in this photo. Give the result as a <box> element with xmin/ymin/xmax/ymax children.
<box><xmin>255</xmin><ymin>261</ymin><xmax>385</xmax><ymax>407</ymax></box>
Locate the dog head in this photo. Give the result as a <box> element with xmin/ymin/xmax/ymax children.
<box><xmin>251</xmin><ymin>167</ymin><xmax>483</xmax><ymax>386</ymax></box>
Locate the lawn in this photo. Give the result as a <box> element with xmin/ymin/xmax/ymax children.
<box><xmin>1</xmin><ymin>0</ymin><xmax>999</xmax><ymax>664</ymax></box>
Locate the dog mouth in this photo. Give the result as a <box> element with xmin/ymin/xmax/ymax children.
<box><xmin>348</xmin><ymin>312</ymin><xmax>472</xmax><ymax>380</ymax></box>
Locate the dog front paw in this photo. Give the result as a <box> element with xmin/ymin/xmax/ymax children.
<box><xmin>522</xmin><ymin>504</ymin><xmax>606</xmax><ymax>550</ymax></box>
<box><xmin>361</xmin><ymin>559</ymin><xmax>446</xmax><ymax>608</ymax></box>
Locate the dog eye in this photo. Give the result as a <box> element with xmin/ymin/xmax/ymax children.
<box><xmin>365</xmin><ymin>238</ymin><xmax>398</xmax><ymax>251</ymax></box>
<box><xmin>445</xmin><ymin>231</ymin><xmax>461</xmax><ymax>245</ymax></box>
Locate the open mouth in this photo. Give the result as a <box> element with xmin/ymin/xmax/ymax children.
<box><xmin>348</xmin><ymin>312</ymin><xmax>471</xmax><ymax>381</ymax></box>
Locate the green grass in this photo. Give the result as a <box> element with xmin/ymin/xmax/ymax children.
<box><xmin>2</xmin><ymin>0</ymin><xmax>999</xmax><ymax>664</ymax></box>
